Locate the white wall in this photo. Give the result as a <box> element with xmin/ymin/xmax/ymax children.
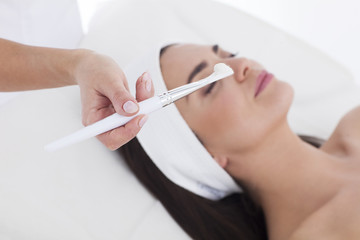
<box><xmin>216</xmin><ymin>0</ymin><xmax>360</xmax><ymax>85</ymax></box>
<box><xmin>78</xmin><ymin>0</ymin><xmax>360</xmax><ymax>84</ymax></box>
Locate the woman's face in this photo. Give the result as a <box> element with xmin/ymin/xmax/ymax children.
<box><xmin>160</xmin><ymin>44</ymin><xmax>294</xmax><ymax>163</ymax></box>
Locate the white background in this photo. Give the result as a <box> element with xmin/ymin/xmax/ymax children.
<box><xmin>216</xmin><ymin>0</ymin><xmax>360</xmax><ymax>85</ymax></box>
<box><xmin>78</xmin><ymin>0</ymin><xmax>360</xmax><ymax>84</ymax></box>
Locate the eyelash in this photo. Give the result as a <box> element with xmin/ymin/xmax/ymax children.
<box><xmin>205</xmin><ymin>82</ymin><xmax>216</xmax><ymax>95</ymax></box>
<box><xmin>229</xmin><ymin>52</ymin><xmax>237</xmax><ymax>58</ymax></box>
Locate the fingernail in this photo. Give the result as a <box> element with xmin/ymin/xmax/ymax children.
<box><xmin>123</xmin><ymin>100</ymin><xmax>138</xmax><ymax>113</ymax></box>
<box><xmin>139</xmin><ymin>115</ymin><xmax>148</xmax><ymax>127</ymax></box>
<box><xmin>143</xmin><ymin>72</ymin><xmax>152</xmax><ymax>92</ymax></box>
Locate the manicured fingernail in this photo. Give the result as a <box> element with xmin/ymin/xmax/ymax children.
<box><xmin>139</xmin><ymin>115</ymin><xmax>148</xmax><ymax>127</ymax></box>
<box><xmin>123</xmin><ymin>100</ymin><xmax>138</xmax><ymax>113</ymax></box>
<box><xmin>143</xmin><ymin>72</ymin><xmax>152</xmax><ymax>92</ymax></box>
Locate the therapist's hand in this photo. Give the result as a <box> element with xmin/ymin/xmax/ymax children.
<box><xmin>0</xmin><ymin>38</ymin><xmax>153</xmax><ymax>150</ymax></box>
<box><xmin>74</xmin><ymin>51</ymin><xmax>154</xmax><ymax>150</ymax></box>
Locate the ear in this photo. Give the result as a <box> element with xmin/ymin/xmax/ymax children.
<box><xmin>213</xmin><ymin>155</ymin><xmax>229</xmax><ymax>169</ymax></box>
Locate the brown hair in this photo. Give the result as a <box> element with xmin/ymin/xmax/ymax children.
<box><xmin>119</xmin><ymin>138</ymin><xmax>268</xmax><ymax>240</ymax></box>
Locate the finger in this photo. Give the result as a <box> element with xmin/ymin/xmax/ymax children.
<box><xmin>109</xmin><ymin>83</ymin><xmax>140</xmax><ymax>117</ymax></box>
<box><xmin>97</xmin><ymin>114</ymin><xmax>148</xmax><ymax>150</ymax></box>
<box><xmin>95</xmin><ymin>68</ymin><xmax>140</xmax><ymax>117</ymax></box>
<box><xmin>82</xmin><ymin>103</ymin><xmax>114</xmax><ymax>127</ymax></box>
<box><xmin>136</xmin><ymin>72</ymin><xmax>155</xmax><ymax>102</ymax></box>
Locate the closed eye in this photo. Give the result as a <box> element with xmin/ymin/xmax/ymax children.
<box><xmin>204</xmin><ymin>81</ymin><xmax>216</xmax><ymax>95</ymax></box>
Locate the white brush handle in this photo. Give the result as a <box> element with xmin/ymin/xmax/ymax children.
<box><xmin>45</xmin><ymin>96</ymin><xmax>163</xmax><ymax>152</ymax></box>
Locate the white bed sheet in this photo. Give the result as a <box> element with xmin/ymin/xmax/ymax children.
<box><xmin>0</xmin><ymin>0</ymin><xmax>359</xmax><ymax>239</ymax></box>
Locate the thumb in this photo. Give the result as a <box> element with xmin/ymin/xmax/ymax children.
<box><xmin>108</xmin><ymin>84</ymin><xmax>139</xmax><ymax>116</ymax></box>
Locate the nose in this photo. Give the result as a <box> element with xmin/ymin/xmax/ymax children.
<box><xmin>228</xmin><ymin>58</ymin><xmax>251</xmax><ymax>83</ymax></box>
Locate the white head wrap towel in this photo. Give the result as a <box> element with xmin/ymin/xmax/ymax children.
<box><xmin>124</xmin><ymin>42</ymin><xmax>242</xmax><ymax>200</ymax></box>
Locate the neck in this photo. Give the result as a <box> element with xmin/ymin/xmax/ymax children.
<box><xmin>228</xmin><ymin>121</ymin><xmax>344</xmax><ymax>240</ymax></box>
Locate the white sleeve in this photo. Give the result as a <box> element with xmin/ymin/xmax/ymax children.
<box><xmin>0</xmin><ymin>0</ymin><xmax>83</xmax><ymax>48</ymax></box>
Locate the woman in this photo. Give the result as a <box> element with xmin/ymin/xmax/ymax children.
<box><xmin>120</xmin><ymin>43</ymin><xmax>360</xmax><ymax>240</ymax></box>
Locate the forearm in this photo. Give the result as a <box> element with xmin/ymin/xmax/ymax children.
<box><xmin>0</xmin><ymin>38</ymin><xmax>88</xmax><ymax>91</ymax></box>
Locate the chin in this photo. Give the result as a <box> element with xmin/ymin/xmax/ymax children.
<box><xmin>283</xmin><ymin>82</ymin><xmax>295</xmax><ymax>108</ymax></box>
<box><xmin>278</xmin><ymin>83</ymin><xmax>294</xmax><ymax>124</ymax></box>
<box><xmin>265</xmin><ymin>81</ymin><xmax>294</xmax><ymax>122</ymax></box>
<box><xmin>264</xmin><ymin>80</ymin><xmax>293</xmax><ymax>106</ymax></box>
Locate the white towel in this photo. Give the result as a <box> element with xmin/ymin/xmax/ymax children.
<box><xmin>124</xmin><ymin>42</ymin><xmax>242</xmax><ymax>200</ymax></box>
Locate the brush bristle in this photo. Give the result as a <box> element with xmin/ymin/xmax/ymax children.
<box><xmin>214</xmin><ymin>63</ymin><xmax>233</xmax><ymax>74</ymax></box>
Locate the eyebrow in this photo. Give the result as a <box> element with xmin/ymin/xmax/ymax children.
<box><xmin>185</xmin><ymin>45</ymin><xmax>220</xmax><ymax>101</ymax></box>
<box><xmin>187</xmin><ymin>44</ymin><xmax>219</xmax><ymax>84</ymax></box>
<box><xmin>187</xmin><ymin>61</ymin><xmax>208</xmax><ymax>84</ymax></box>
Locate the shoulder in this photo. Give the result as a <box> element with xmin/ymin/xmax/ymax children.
<box><xmin>337</xmin><ymin>106</ymin><xmax>360</xmax><ymax>131</ymax></box>
<box><xmin>321</xmin><ymin>106</ymin><xmax>360</xmax><ymax>158</ymax></box>
<box><xmin>288</xmin><ymin>186</ymin><xmax>360</xmax><ymax>240</ymax></box>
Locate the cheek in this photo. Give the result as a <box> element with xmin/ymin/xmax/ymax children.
<box><xmin>206</xmin><ymin>94</ymin><xmax>240</xmax><ymax>127</ymax></box>
<box><xmin>201</xmin><ymin>85</ymin><xmax>293</xmax><ymax>152</ymax></box>
<box><xmin>194</xmin><ymin>94</ymin><xmax>252</xmax><ymax>149</ymax></box>
<box><xmin>179</xmin><ymin>83</ymin><xmax>294</xmax><ymax>153</ymax></box>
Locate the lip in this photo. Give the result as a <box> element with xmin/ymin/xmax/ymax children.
<box><xmin>255</xmin><ymin>70</ymin><xmax>274</xmax><ymax>97</ymax></box>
